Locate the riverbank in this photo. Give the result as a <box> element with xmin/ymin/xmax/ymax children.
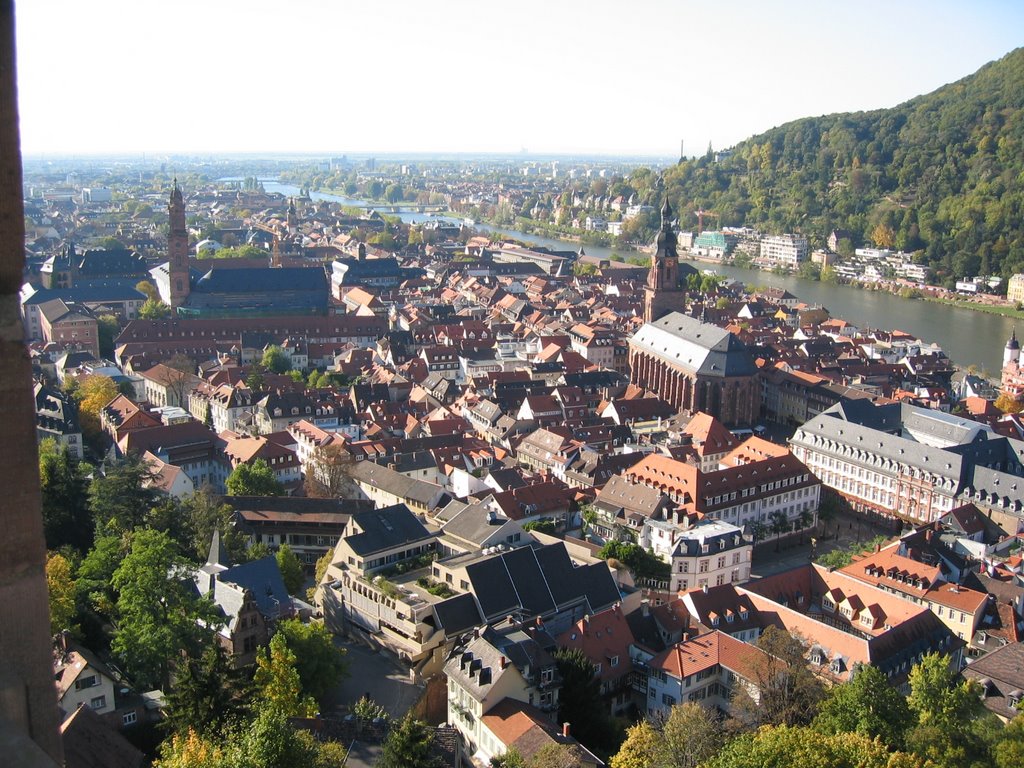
<box><xmin>281</xmin><ymin>181</ymin><xmax>1012</xmax><ymax>371</ymax></box>
<box><xmin>923</xmin><ymin>295</ymin><xmax>1024</xmax><ymax>320</ymax></box>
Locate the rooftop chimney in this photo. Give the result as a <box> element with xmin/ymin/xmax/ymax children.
<box><xmin>702</xmin><ymin>583</ymin><xmax>709</xmax><ymax>594</ymax></box>
<box><xmin>500</xmin><ymin>655</ymin><xmax>508</xmax><ymax>670</ymax></box>
<box><xmin>562</xmin><ymin>722</ymin><xmax>571</xmax><ymax>738</ymax></box>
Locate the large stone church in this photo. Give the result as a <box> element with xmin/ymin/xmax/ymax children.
<box><xmin>628</xmin><ymin>200</ymin><xmax>760</xmax><ymax>426</ymax></box>
<box><xmin>151</xmin><ymin>181</ymin><xmax>328</xmax><ymax>318</ymax></box>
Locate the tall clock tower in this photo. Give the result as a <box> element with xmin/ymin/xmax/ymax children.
<box><xmin>643</xmin><ymin>198</ymin><xmax>686</xmax><ymax>323</ymax></box>
<box><xmin>168</xmin><ymin>179</ymin><xmax>190</xmax><ymax>309</ymax></box>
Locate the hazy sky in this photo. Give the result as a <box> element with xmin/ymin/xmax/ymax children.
<box><xmin>15</xmin><ymin>0</ymin><xmax>1024</xmax><ymax>157</ymax></box>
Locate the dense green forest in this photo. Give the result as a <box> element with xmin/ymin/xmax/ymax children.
<box><xmin>658</xmin><ymin>47</ymin><xmax>1024</xmax><ymax>284</ymax></box>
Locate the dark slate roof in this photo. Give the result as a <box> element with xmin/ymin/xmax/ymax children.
<box><xmin>218</xmin><ymin>555</ymin><xmax>292</xmax><ymax>616</ymax></box>
<box><xmin>78</xmin><ymin>248</ymin><xmax>147</xmax><ymax>276</ymax></box>
<box><xmin>346</xmin><ymin>503</ymin><xmax>436</xmax><ymax>557</ymax></box>
<box><xmin>23</xmin><ymin>284</ymin><xmax>146</xmax><ymax>305</ymax></box>
<box><xmin>532</xmin><ymin>544</ymin><xmax>580</xmax><ymax>606</ymax></box>
<box><xmin>560</xmin><ymin>370</ymin><xmax>628</xmax><ymax>389</ymax></box>
<box><xmin>193</xmin><ymin>266</ymin><xmax>327</xmax><ymax>293</ymax></box>
<box><xmin>465</xmin><ymin>542</ymin><xmax>619</xmax><ymax>622</ymax></box>
<box><xmin>631</xmin><ymin>312</ymin><xmax>757</xmax><ymax>378</ymax></box>
<box><xmin>501</xmin><ymin>546</ymin><xmax>556</xmax><ymax>615</ymax></box>
<box><xmin>433</xmin><ymin>593</ymin><xmax>484</xmax><ymax>636</ymax></box>
<box><xmin>465</xmin><ymin>556</ymin><xmax>520</xmax><ymax>619</ymax></box>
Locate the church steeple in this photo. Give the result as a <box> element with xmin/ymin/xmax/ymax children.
<box><xmin>644</xmin><ymin>197</ymin><xmax>684</xmax><ymax>323</ymax></box>
<box><xmin>167</xmin><ymin>179</ymin><xmax>190</xmax><ymax>309</ymax></box>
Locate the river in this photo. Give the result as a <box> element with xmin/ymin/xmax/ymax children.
<box><xmin>260</xmin><ymin>181</ymin><xmax>1013</xmax><ymax>375</ymax></box>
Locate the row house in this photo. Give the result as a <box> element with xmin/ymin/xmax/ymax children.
<box><xmin>445</xmin><ymin>623</ymin><xmax>588</xmax><ymax>766</ymax></box>
<box><xmin>226</xmin><ymin>496</ymin><xmax>372</xmax><ymax>567</ymax></box>
<box><xmin>217</xmin><ymin>430</ymin><xmax>302</xmax><ymax>492</ymax></box>
<box><xmin>741</xmin><ymin>564</ymin><xmax>963</xmax><ymax>687</ymax></box>
<box><xmin>623</xmin><ymin>439</ymin><xmax>820</xmax><ymax>534</ymax></box>
<box><xmin>838</xmin><ymin>543</ymin><xmax>987</xmax><ymax>642</ymax></box>
<box><xmin>791</xmin><ymin>400</ymin><xmax>1024</xmax><ymax>523</ymax></box>
<box><xmin>35</xmin><ymin>382</ymin><xmax>83</xmax><ymax>459</ymax></box>
<box><xmin>121</xmin><ymin>421</ymin><xmax>227</xmax><ymax>493</ymax></box>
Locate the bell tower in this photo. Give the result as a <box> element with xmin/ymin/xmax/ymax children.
<box><xmin>643</xmin><ymin>198</ymin><xmax>685</xmax><ymax>323</ymax></box>
<box><xmin>168</xmin><ymin>179</ymin><xmax>190</xmax><ymax>309</ymax></box>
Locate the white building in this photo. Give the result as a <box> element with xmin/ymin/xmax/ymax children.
<box><xmin>640</xmin><ymin>519</ymin><xmax>752</xmax><ymax>593</ymax></box>
<box><xmin>760</xmin><ymin>234</ymin><xmax>809</xmax><ymax>269</ymax></box>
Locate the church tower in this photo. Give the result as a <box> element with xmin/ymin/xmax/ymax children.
<box><xmin>1004</xmin><ymin>328</ymin><xmax>1020</xmax><ymax>369</ymax></box>
<box><xmin>644</xmin><ymin>198</ymin><xmax>685</xmax><ymax>323</ymax></box>
<box><xmin>168</xmin><ymin>179</ymin><xmax>190</xmax><ymax>309</ymax></box>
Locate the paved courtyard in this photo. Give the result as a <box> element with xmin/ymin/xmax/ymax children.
<box><xmin>322</xmin><ymin>640</ymin><xmax>423</xmax><ymax>719</ymax></box>
<box><xmin>750</xmin><ymin>508</ymin><xmax>902</xmax><ymax>579</ymax></box>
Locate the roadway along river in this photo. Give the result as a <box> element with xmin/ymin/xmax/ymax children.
<box><xmin>268</xmin><ymin>182</ymin><xmax>1013</xmax><ymax>375</ymax></box>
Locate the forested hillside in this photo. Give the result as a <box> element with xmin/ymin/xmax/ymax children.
<box><xmin>662</xmin><ymin>47</ymin><xmax>1024</xmax><ymax>284</ymax></box>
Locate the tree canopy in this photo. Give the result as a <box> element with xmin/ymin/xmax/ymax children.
<box><xmin>111</xmin><ymin>529</ymin><xmax>218</xmax><ymax>689</ymax></box>
<box><xmin>647</xmin><ymin>47</ymin><xmax>1024</xmax><ymax>283</ymax></box>
<box><xmin>226</xmin><ymin>459</ymin><xmax>284</xmax><ymax>496</ymax></box>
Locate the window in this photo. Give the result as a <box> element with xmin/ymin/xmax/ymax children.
<box><xmin>122</xmin><ymin>711</ymin><xmax>137</xmax><ymax>726</ymax></box>
<box><xmin>662</xmin><ymin>693</ymin><xmax>676</xmax><ymax>706</ymax></box>
<box><xmin>90</xmin><ymin>695</ymin><xmax>106</xmax><ymax>710</ymax></box>
<box><xmin>75</xmin><ymin>675</ymin><xmax>98</xmax><ymax>691</ymax></box>
<box><xmin>610</xmin><ymin>656</ymin><xmax>619</xmax><ymax>667</ymax></box>
<box><xmin>540</xmin><ymin>668</ymin><xmax>554</xmax><ymax>685</ymax></box>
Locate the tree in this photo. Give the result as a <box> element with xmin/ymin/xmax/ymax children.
<box><xmin>660</xmin><ymin>702</ymin><xmax>722</xmax><ymax>768</ymax></box>
<box><xmin>706</xmin><ymin>725</ymin><xmax>923</xmax><ymax>768</ymax></box>
<box><xmin>305</xmin><ymin>442</ymin><xmax>358</xmax><ymax>498</ymax></box>
<box><xmin>46</xmin><ymin>552</ymin><xmax>77</xmax><ymax>637</ymax></box>
<box><xmin>234</xmin><ymin>707</ymin><xmax>322</xmax><ymax>768</ymax></box>
<box><xmin>274</xmin><ymin>619</ymin><xmax>348</xmax><ymax>705</ymax></box>
<box><xmin>769</xmin><ymin>510</ymin><xmax>790</xmax><ymax>551</ymax></box>
<box><xmin>136</xmin><ymin>280</ymin><xmax>159</xmax><ymax>301</ymax></box>
<box><xmin>97</xmin><ymin>313</ymin><xmax>120</xmax><ymax>357</ymax></box>
<box><xmin>38</xmin><ymin>438</ymin><xmax>91</xmax><ymax>553</ymax></box>
<box><xmin>732</xmin><ymin>626</ymin><xmax>825</xmax><ymax>729</ymax></box>
<box><xmin>261</xmin><ymin>345</ymin><xmax>291</xmax><ymax>374</ymax></box>
<box><xmin>254</xmin><ymin>633</ymin><xmax>317</xmax><ymax>718</ymax></box>
<box><xmin>276</xmin><ymin>544</ymin><xmax>304</xmax><ymax>595</ymax></box>
<box><xmin>89</xmin><ymin>453</ymin><xmax>160</xmax><ymax>534</ymax></box>
<box><xmin>798</xmin><ymin>261</ymin><xmax>822</xmax><ymax>280</ymax></box>
<box><xmin>162</xmin><ymin>354</ymin><xmax>198</xmax><ymax>407</ymax></box>
<box><xmin>995</xmin><ymin>392</ymin><xmax>1024</xmax><ymax>414</ymax></box>
<box><xmin>813</xmin><ymin>663</ymin><xmax>912</xmax><ymax>749</ymax></box>
<box><xmin>164</xmin><ymin>642</ymin><xmax>250</xmax><ymax>738</ymax></box>
<box><xmin>352</xmin><ymin>695</ymin><xmax>388</xmax><ymax>722</ymax></box>
<box><xmin>226</xmin><ymin>459</ymin><xmax>284</xmax><ymax>497</ymax></box>
<box><xmin>75</xmin><ymin>374</ymin><xmax>120</xmax><ymax>443</ymax></box>
<box><xmin>139</xmin><ymin>297</ymin><xmax>172</xmax><ymax>319</ymax></box>
<box><xmin>553</xmin><ymin>647</ymin><xmax>618</xmax><ymax>757</ymax></box>
<box><xmin>180</xmin><ymin>488</ymin><xmax>247</xmax><ymax>564</ymax></box>
<box><xmin>76</xmin><ymin>533</ymin><xmax>127</xmax><ymax>617</ymax></box>
<box><xmin>378</xmin><ymin>712</ymin><xmax>443</xmax><ymax>768</ymax></box>
<box><xmin>309</xmin><ymin>551</ymin><xmax>333</xmax><ymax>601</ymax></box>
<box><xmin>112</xmin><ymin>529</ymin><xmax>218</xmax><ymax>689</ymax></box>
<box><xmin>244</xmin><ymin>365</ymin><xmax>265</xmax><ymax>392</ymax></box>
<box><xmin>907</xmin><ymin>652</ymin><xmax>982</xmax><ymax>730</ymax></box>
<box><xmin>995</xmin><ymin>717</ymin><xmax>1024</xmax><ymax>768</ymax></box>
<box><xmin>528</xmin><ymin>744</ymin><xmax>580</xmax><ymax>768</ymax></box>
<box><xmin>610</xmin><ymin>721</ymin><xmax>659</xmax><ymax>768</ymax></box>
